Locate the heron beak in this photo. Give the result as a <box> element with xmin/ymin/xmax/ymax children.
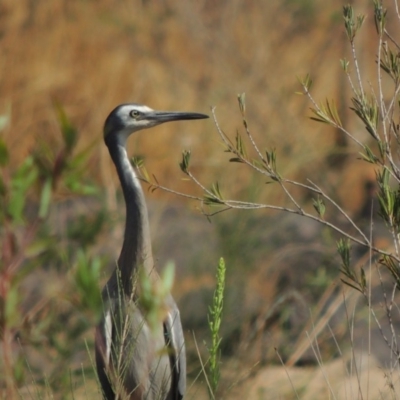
<box><xmin>150</xmin><ymin>111</ymin><xmax>209</xmax><ymax>123</ymax></box>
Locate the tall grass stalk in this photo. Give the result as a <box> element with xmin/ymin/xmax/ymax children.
<box><xmin>207</xmin><ymin>257</ymin><xmax>226</xmax><ymax>400</ymax></box>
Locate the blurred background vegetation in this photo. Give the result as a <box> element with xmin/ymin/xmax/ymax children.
<box><xmin>1</xmin><ymin>0</ymin><xmax>398</xmax><ymax>399</ymax></box>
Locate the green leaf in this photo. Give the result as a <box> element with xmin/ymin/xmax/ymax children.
<box><xmin>264</xmin><ymin>149</ymin><xmax>280</xmax><ymax>181</ymax></box>
<box><xmin>179</xmin><ymin>150</ymin><xmax>191</xmax><ymax>174</ymax></box>
<box><xmin>32</xmin><ymin>141</ymin><xmax>54</xmax><ymax>179</ymax></box>
<box><xmin>54</xmin><ymin>102</ymin><xmax>78</xmax><ymax>154</ymax></box>
<box><xmin>5</xmin><ymin>284</ymin><xmax>20</xmax><ymax>327</ymax></box>
<box><xmin>25</xmin><ymin>239</ymin><xmax>49</xmax><ymax>258</ymax></box>
<box><xmin>376</xmin><ymin>167</ymin><xmax>400</xmax><ymax>227</ymax></box>
<box><xmin>65</xmin><ymin>176</ymin><xmax>99</xmax><ymax>195</ymax></box>
<box><xmin>235</xmin><ymin>132</ymin><xmax>247</xmax><ymax>159</ymax></box>
<box><xmin>340</xmin><ymin>58</ymin><xmax>349</xmax><ymax>72</ymax></box>
<box><xmin>312</xmin><ymin>197</ymin><xmax>326</xmax><ymax>218</ymax></box>
<box><xmin>229</xmin><ymin>157</ymin><xmax>244</xmax><ymax>163</ymax></box>
<box><xmin>359</xmin><ymin>145</ymin><xmax>379</xmax><ymax>164</ymax></box>
<box><xmin>7</xmin><ymin>157</ymin><xmax>38</xmax><ymax>222</ymax></box>
<box><xmin>337</xmin><ymin>238</ymin><xmax>351</xmax><ymax>271</ymax></box>
<box><xmin>67</xmin><ymin>210</ymin><xmax>106</xmax><ymax>246</ymax></box>
<box><xmin>380</xmin><ymin>43</ymin><xmax>400</xmax><ymax>84</ymax></box>
<box><xmin>75</xmin><ymin>251</ymin><xmax>102</xmax><ymax>312</ymax></box>
<box><xmin>297</xmin><ymin>74</ymin><xmax>313</xmax><ymax>92</ymax></box>
<box><xmin>373</xmin><ymin>0</ymin><xmax>387</xmax><ymax>35</ymax></box>
<box><xmin>379</xmin><ymin>255</ymin><xmax>400</xmax><ymax>286</ymax></box>
<box><xmin>204</xmin><ymin>182</ymin><xmax>224</xmax><ymax>205</ymax></box>
<box><xmin>237</xmin><ymin>93</ymin><xmax>246</xmax><ymax>116</ymax></box>
<box><xmin>0</xmin><ymin>138</ymin><xmax>9</xmax><ymax>166</ymax></box>
<box><xmin>340</xmin><ymin>279</ymin><xmax>363</xmax><ymax>293</ymax></box>
<box><xmin>343</xmin><ymin>5</ymin><xmax>365</xmax><ymax>41</ymax></box>
<box><xmin>39</xmin><ymin>178</ymin><xmax>52</xmax><ymax>219</ymax></box>
<box><xmin>131</xmin><ymin>155</ymin><xmax>145</xmax><ymax>169</ymax></box>
<box><xmin>360</xmin><ymin>268</ymin><xmax>367</xmax><ymax>291</ymax></box>
<box><xmin>310</xmin><ymin>99</ymin><xmax>342</xmax><ymax>127</ymax></box>
<box><xmin>350</xmin><ymin>95</ymin><xmax>379</xmax><ymax>140</ymax></box>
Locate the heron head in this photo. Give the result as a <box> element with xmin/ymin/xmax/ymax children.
<box><xmin>103</xmin><ymin>103</ymin><xmax>209</xmax><ymax>145</ymax></box>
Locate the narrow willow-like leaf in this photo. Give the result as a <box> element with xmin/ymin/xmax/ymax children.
<box><xmin>359</xmin><ymin>145</ymin><xmax>379</xmax><ymax>164</ymax></box>
<box><xmin>350</xmin><ymin>96</ymin><xmax>379</xmax><ymax>140</ymax></box>
<box><xmin>379</xmin><ymin>256</ymin><xmax>400</xmax><ymax>288</ymax></box>
<box><xmin>298</xmin><ymin>74</ymin><xmax>313</xmax><ymax>92</ymax></box>
<box><xmin>337</xmin><ymin>238</ymin><xmax>359</xmax><ymax>288</ymax></box>
<box><xmin>265</xmin><ymin>149</ymin><xmax>280</xmax><ymax>181</ymax></box>
<box><xmin>235</xmin><ymin>133</ymin><xmax>247</xmax><ymax>159</ymax></box>
<box><xmin>378</xmin><ymin>141</ymin><xmax>387</xmax><ymax>160</ymax></box>
<box><xmin>380</xmin><ymin>43</ymin><xmax>400</xmax><ymax>83</ymax></box>
<box><xmin>7</xmin><ymin>157</ymin><xmax>38</xmax><ymax>222</ymax></box>
<box><xmin>325</xmin><ymin>99</ymin><xmax>342</xmax><ymax>127</ymax></box>
<box><xmin>360</xmin><ymin>268</ymin><xmax>367</xmax><ymax>291</ymax></box>
<box><xmin>340</xmin><ymin>279</ymin><xmax>364</xmax><ymax>294</ymax></box>
<box><xmin>340</xmin><ymin>58</ymin><xmax>349</xmax><ymax>72</ymax></box>
<box><xmin>343</xmin><ymin>5</ymin><xmax>365</xmax><ymax>41</ymax></box>
<box><xmin>237</xmin><ymin>93</ymin><xmax>246</xmax><ymax>116</ymax></box>
<box><xmin>313</xmin><ymin>197</ymin><xmax>326</xmax><ymax>218</ymax></box>
<box><xmin>130</xmin><ymin>156</ymin><xmax>145</xmax><ymax>169</ymax></box>
<box><xmin>373</xmin><ymin>0</ymin><xmax>387</xmax><ymax>35</ymax></box>
<box><xmin>337</xmin><ymin>238</ymin><xmax>351</xmax><ymax>270</ymax></box>
<box><xmin>204</xmin><ymin>182</ymin><xmax>224</xmax><ymax>205</ymax></box>
<box><xmin>310</xmin><ymin>99</ymin><xmax>342</xmax><ymax>127</ymax></box>
<box><xmin>343</xmin><ymin>5</ymin><xmax>355</xmax><ymax>41</ymax></box>
<box><xmin>229</xmin><ymin>157</ymin><xmax>244</xmax><ymax>163</ymax></box>
<box><xmin>375</xmin><ymin>168</ymin><xmax>400</xmax><ymax>232</ymax></box>
<box><xmin>131</xmin><ymin>156</ymin><xmax>150</xmax><ymax>182</ymax></box>
<box><xmin>179</xmin><ymin>150</ymin><xmax>191</xmax><ymax>174</ymax></box>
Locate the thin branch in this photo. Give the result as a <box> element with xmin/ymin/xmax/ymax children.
<box><xmin>390</xmin><ymin>225</ymin><xmax>400</xmax><ymax>260</ymax></box>
<box><xmin>211</xmin><ymin>108</ymin><xmax>274</xmax><ymax>178</ymax></box>
<box><xmin>377</xmin><ymin>31</ymin><xmax>387</xmax><ymax>143</ymax></box>
<box><xmin>307</xmin><ymin>180</ymin><xmax>370</xmax><ymax>245</ymax></box>
<box><xmin>242</xmin><ymin>117</ymin><xmax>265</xmax><ymax>163</ymax></box>
<box><xmin>350</xmin><ymin>39</ymin><xmax>365</xmax><ymax>98</ymax></box>
<box><xmin>393</xmin><ymin>0</ymin><xmax>400</xmax><ymax>26</ymax></box>
<box><xmin>345</xmin><ymin>69</ymin><xmax>360</xmax><ymax>98</ymax></box>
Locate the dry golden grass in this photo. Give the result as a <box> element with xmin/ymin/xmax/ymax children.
<box><xmin>234</xmin><ymin>354</ymin><xmax>395</xmax><ymax>400</ymax></box>
<box><xmin>1</xmin><ymin>0</ymin><xmax>380</xmax><ymax>207</ymax></box>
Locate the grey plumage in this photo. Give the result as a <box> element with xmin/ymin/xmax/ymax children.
<box><xmin>95</xmin><ymin>104</ymin><xmax>208</xmax><ymax>400</ymax></box>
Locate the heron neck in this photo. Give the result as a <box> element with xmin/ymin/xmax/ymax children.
<box><xmin>107</xmin><ymin>138</ymin><xmax>153</xmax><ymax>295</ymax></box>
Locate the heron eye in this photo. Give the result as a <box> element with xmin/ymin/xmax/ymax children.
<box><xmin>130</xmin><ymin>110</ymin><xmax>141</xmax><ymax>119</ymax></box>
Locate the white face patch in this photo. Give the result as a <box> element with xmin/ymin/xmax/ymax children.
<box><xmin>116</xmin><ymin>104</ymin><xmax>154</xmax><ymax>120</ymax></box>
<box><xmin>104</xmin><ymin>103</ymin><xmax>157</xmax><ymax>141</ymax></box>
<box><xmin>116</xmin><ymin>104</ymin><xmax>155</xmax><ymax>131</ymax></box>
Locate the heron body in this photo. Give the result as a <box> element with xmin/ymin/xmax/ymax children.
<box><xmin>95</xmin><ymin>104</ymin><xmax>208</xmax><ymax>400</ymax></box>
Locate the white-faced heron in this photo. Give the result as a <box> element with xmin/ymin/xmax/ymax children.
<box><xmin>95</xmin><ymin>104</ymin><xmax>208</xmax><ymax>400</ymax></box>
